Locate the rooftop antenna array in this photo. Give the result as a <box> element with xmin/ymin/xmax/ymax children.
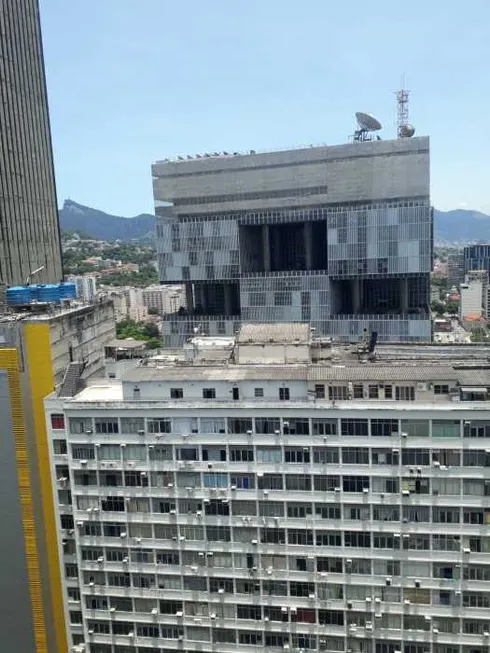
<box><xmin>396</xmin><ymin>86</ymin><xmax>415</xmax><ymax>138</ymax></box>
<box><xmin>352</xmin><ymin>112</ymin><xmax>382</xmax><ymax>142</ymax></box>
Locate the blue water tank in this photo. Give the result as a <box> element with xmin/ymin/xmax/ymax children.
<box><xmin>36</xmin><ymin>284</ymin><xmax>61</xmax><ymax>303</ymax></box>
<box><xmin>29</xmin><ymin>284</ymin><xmax>40</xmax><ymax>301</ymax></box>
<box><xmin>6</xmin><ymin>285</ymin><xmax>31</xmax><ymax>305</ymax></box>
<box><xmin>59</xmin><ymin>282</ymin><xmax>76</xmax><ymax>299</ymax></box>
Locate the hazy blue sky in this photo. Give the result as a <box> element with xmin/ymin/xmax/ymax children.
<box><xmin>40</xmin><ymin>0</ymin><xmax>490</xmax><ymax>216</ymax></box>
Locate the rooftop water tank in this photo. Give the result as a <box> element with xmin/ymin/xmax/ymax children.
<box><xmin>6</xmin><ymin>285</ymin><xmax>31</xmax><ymax>306</ymax></box>
<box><xmin>36</xmin><ymin>284</ymin><xmax>61</xmax><ymax>303</ymax></box>
<box><xmin>59</xmin><ymin>282</ymin><xmax>76</xmax><ymax>299</ymax></box>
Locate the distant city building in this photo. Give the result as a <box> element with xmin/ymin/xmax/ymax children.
<box><xmin>464</xmin><ymin>244</ymin><xmax>490</xmax><ymax>277</ymax></box>
<box><xmin>0</xmin><ymin>297</ymin><xmax>115</xmax><ymax>653</ymax></box>
<box><xmin>153</xmin><ymin>137</ymin><xmax>432</xmax><ymax>347</ymax></box>
<box><xmin>447</xmin><ymin>251</ymin><xmax>465</xmax><ymax>287</ymax></box>
<box><xmin>0</xmin><ymin>0</ymin><xmax>63</xmax><ymax>291</ymax></box>
<box><xmin>459</xmin><ymin>280</ymin><xmax>483</xmax><ymax>320</ymax></box>
<box><xmin>142</xmin><ymin>284</ymin><xmax>186</xmax><ymax>314</ymax></box>
<box><xmin>105</xmin><ymin>287</ymin><xmax>148</xmax><ymax>322</ymax></box>
<box><xmin>68</xmin><ymin>274</ymin><xmax>97</xmax><ymax>302</ymax></box>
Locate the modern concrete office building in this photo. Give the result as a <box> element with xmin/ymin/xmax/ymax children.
<box><xmin>0</xmin><ymin>0</ymin><xmax>63</xmax><ymax>288</ymax></box>
<box><xmin>0</xmin><ymin>298</ymin><xmax>116</xmax><ymax>653</ymax></box>
<box><xmin>46</xmin><ymin>325</ymin><xmax>490</xmax><ymax>653</ymax></box>
<box><xmin>153</xmin><ymin>137</ymin><xmax>432</xmax><ymax>346</ymax></box>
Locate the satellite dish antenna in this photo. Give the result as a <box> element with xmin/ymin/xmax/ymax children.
<box><xmin>353</xmin><ymin>112</ymin><xmax>382</xmax><ymax>142</ymax></box>
<box><xmin>356</xmin><ymin>112</ymin><xmax>382</xmax><ymax>131</ymax></box>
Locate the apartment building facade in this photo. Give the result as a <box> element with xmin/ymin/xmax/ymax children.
<box><xmin>153</xmin><ymin>138</ymin><xmax>432</xmax><ymax>346</ymax></box>
<box><xmin>45</xmin><ymin>326</ymin><xmax>490</xmax><ymax>653</ymax></box>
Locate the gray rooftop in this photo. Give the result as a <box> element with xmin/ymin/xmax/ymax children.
<box><xmin>237</xmin><ymin>323</ymin><xmax>310</xmax><ymax>345</ymax></box>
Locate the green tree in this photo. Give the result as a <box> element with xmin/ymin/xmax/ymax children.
<box><xmin>142</xmin><ymin>323</ymin><xmax>160</xmax><ymax>339</ymax></box>
<box><xmin>430</xmin><ymin>300</ymin><xmax>445</xmax><ymax>315</ymax></box>
<box><xmin>146</xmin><ymin>337</ymin><xmax>161</xmax><ymax>350</ymax></box>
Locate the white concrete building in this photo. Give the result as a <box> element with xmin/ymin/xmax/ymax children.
<box><xmin>459</xmin><ymin>281</ymin><xmax>483</xmax><ymax>319</ymax></box>
<box><xmin>45</xmin><ymin>325</ymin><xmax>490</xmax><ymax>653</ymax></box>
<box><xmin>68</xmin><ymin>274</ymin><xmax>98</xmax><ymax>302</ymax></box>
<box><xmin>142</xmin><ymin>284</ymin><xmax>186</xmax><ymax>315</ymax></box>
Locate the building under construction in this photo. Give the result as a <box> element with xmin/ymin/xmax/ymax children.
<box><xmin>153</xmin><ymin>135</ymin><xmax>432</xmax><ymax>346</ymax></box>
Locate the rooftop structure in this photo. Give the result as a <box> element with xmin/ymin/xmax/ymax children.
<box><xmin>44</xmin><ymin>326</ymin><xmax>490</xmax><ymax>653</ymax></box>
<box><xmin>153</xmin><ymin>137</ymin><xmax>432</xmax><ymax>347</ymax></box>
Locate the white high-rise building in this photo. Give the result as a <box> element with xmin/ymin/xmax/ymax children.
<box><xmin>45</xmin><ymin>325</ymin><xmax>490</xmax><ymax>653</ymax></box>
<box><xmin>68</xmin><ymin>274</ymin><xmax>98</xmax><ymax>302</ymax></box>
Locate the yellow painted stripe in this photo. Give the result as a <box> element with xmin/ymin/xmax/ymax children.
<box><xmin>0</xmin><ymin>349</ymin><xmax>48</xmax><ymax>653</ymax></box>
<box><xmin>23</xmin><ymin>324</ymin><xmax>68</xmax><ymax>653</ymax></box>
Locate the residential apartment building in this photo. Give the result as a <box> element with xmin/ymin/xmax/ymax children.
<box><xmin>69</xmin><ymin>275</ymin><xmax>98</xmax><ymax>302</ymax></box>
<box><xmin>45</xmin><ymin>324</ymin><xmax>490</xmax><ymax>653</ymax></box>
<box><xmin>142</xmin><ymin>284</ymin><xmax>186</xmax><ymax>315</ymax></box>
<box><xmin>153</xmin><ymin>137</ymin><xmax>432</xmax><ymax>346</ymax></box>
<box><xmin>0</xmin><ymin>298</ymin><xmax>116</xmax><ymax>653</ymax></box>
<box><xmin>0</xmin><ymin>0</ymin><xmax>63</xmax><ymax>289</ymax></box>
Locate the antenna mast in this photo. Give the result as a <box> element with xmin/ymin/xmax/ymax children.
<box><xmin>396</xmin><ymin>87</ymin><xmax>410</xmax><ymax>138</ymax></box>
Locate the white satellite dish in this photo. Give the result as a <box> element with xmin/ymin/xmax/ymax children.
<box><xmin>355</xmin><ymin>112</ymin><xmax>382</xmax><ymax>132</ymax></box>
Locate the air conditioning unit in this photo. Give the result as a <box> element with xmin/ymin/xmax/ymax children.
<box><xmin>207</xmin><ymin>551</ymin><xmax>214</xmax><ymax>556</ymax></box>
<box><xmin>246</xmin><ymin>430</ymin><xmax>253</xmax><ymax>435</ymax></box>
<box><xmin>97</xmin><ymin>556</ymin><xmax>104</xmax><ymax>563</ymax></box>
<box><xmin>363</xmin><ymin>487</ymin><xmax>369</xmax><ymax>494</ymax></box>
<box><xmin>122</xmin><ymin>557</ymin><xmax>129</xmax><ymax>563</ymax></box>
<box><xmin>263</xmin><ymin>490</ymin><xmax>269</xmax><ymax>496</ymax></box>
<box><xmin>308</xmin><ymin>593</ymin><xmax>315</xmax><ymax>599</ymax></box>
<box><xmin>167</xmin><ymin>483</ymin><xmax>173</xmax><ymax>488</ymax></box>
<box><xmin>110</xmin><ymin>607</ymin><xmax>116</xmax><ymax>613</ymax></box>
<box><xmin>120</xmin><ymin>532</ymin><xmax>127</xmax><ymax>538</ymax></box>
<box><xmin>128</xmin><ymin>632</ymin><xmax>134</xmax><ymax>637</ymax></box>
<box><xmin>432</xmin><ymin>627</ymin><xmax>439</xmax><ymax>634</ymax></box>
<box><xmin>433</xmin><ymin>460</ymin><xmax>440</xmax><ymax>467</ymax></box>
<box><xmin>176</xmin><ymin>611</ymin><xmax>183</xmax><ymax>617</ymax></box>
<box><xmin>251</xmin><ymin>539</ymin><xmax>258</xmax><ymax>545</ymax></box>
<box><xmin>230</xmin><ymin>485</ymin><xmax>237</xmax><ymax>490</ymax></box>
<box><xmin>88</xmin><ymin>629</ymin><xmax>94</xmax><ymax>635</ymax></box>
<box><xmin>404</xmin><ymin>599</ymin><xmax>411</xmax><ymax>606</ymax></box>
<box><xmin>290</xmin><ymin>606</ymin><xmax>297</xmax><ymax>613</ymax></box>
<box><xmin>170</xmin><ymin>509</ymin><xmax>177</xmax><ymax>515</ymax></box>
<box><xmin>138</xmin><ymin>429</ymin><xmax>145</xmax><ymax>435</ymax></box>
<box><xmin>85</xmin><ymin>428</ymin><xmax>93</xmax><ymax>434</ymax></box>
<box><xmin>274</xmin><ymin>430</ymin><xmax>280</xmax><ymax>435</ymax></box>
<box><xmin>463</xmin><ymin>547</ymin><xmax>471</xmax><ymax>554</ymax></box>
<box><xmin>151</xmin><ymin>607</ymin><xmax>158</xmax><ymax>615</ymax></box>
<box><xmin>89</xmin><ymin>581</ymin><xmax>94</xmax><ymax>587</ymax></box>
<box><xmin>264</xmin><ymin>616</ymin><xmax>270</xmax><ymax>622</ymax></box>
<box><xmin>334</xmin><ymin>487</ymin><xmax>341</xmax><ymax>493</ymax></box>
<box><xmin>196</xmin><ymin>510</ymin><xmax>202</xmax><ymax>516</ymax></box>
<box><xmin>80</xmin><ymin>460</ymin><xmax>88</xmax><ymax>466</ymax></box>
<box><xmin>120</xmin><ymin>443</ymin><xmax>126</xmax><ymax>448</ymax></box>
<box><xmin>375</xmin><ymin>597</ymin><xmax>381</xmax><ymax>603</ymax></box>
<box><xmin>218</xmin><ymin>588</ymin><xmax>225</xmax><ymax>594</ymax></box>
<box><xmin>402</xmin><ymin>489</ymin><xmax>410</xmax><ymax>495</ymax></box>
<box><xmin>76</xmin><ymin>521</ymin><xmax>84</xmax><ymax>527</ymax></box>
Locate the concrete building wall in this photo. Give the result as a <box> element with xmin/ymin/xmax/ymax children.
<box><xmin>153</xmin><ymin>138</ymin><xmax>429</xmax><ymax>214</ymax></box>
<box><xmin>39</xmin><ymin>300</ymin><xmax>116</xmax><ymax>383</ymax></box>
<box><xmin>0</xmin><ymin>0</ymin><xmax>63</xmax><ymax>287</ymax></box>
